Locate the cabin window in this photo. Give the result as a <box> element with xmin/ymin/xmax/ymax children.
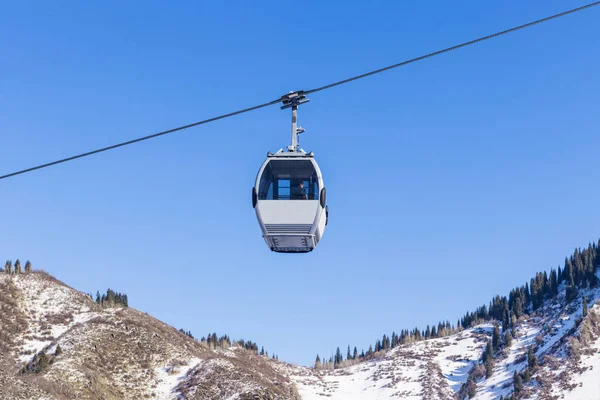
<box><xmin>258</xmin><ymin>160</ymin><xmax>319</xmax><ymax>200</ymax></box>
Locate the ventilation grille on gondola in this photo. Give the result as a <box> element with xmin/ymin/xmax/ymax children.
<box><xmin>264</xmin><ymin>224</ymin><xmax>312</xmax><ymax>234</ymax></box>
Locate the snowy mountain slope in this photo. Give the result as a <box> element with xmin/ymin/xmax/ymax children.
<box><xmin>0</xmin><ymin>275</ymin><xmax>53</xmax><ymax>400</ymax></box>
<box><xmin>274</xmin><ymin>327</ymin><xmax>489</xmax><ymax>400</ymax></box>
<box><xmin>272</xmin><ymin>282</ymin><xmax>600</xmax><ymax>400</ymax></box>
<box><xmin>0</xmin><ymin>271</ymin><xmax>299</xmax><ymax>400</ymax></box>
<box><xmin>3</xmin><ymin>268</ymin><xmax>600</xmax><ymax>399</ymax></box>
<box><xmin>469</xmin><ymin>285</ymin><xmax>600</xmax><ymax>400</ymax></box>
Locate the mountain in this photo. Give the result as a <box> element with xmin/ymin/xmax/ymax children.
<box><xmin>0</xmin><ymin>271</ymin><xmax>301</xmax><ymax>400</ymax></box>
<box><xmin>278</xmin><ymin>281</ymin><xmax>600</xmax><ymax>399</ymax></box>
<box><xmin>1</xmin><ymin>263</ymin><xmax>600</xmax><ymax>399</ymax></box>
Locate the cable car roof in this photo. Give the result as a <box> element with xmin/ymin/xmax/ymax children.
<box><xmin>266</xmin><ymin>149</ymin><xmax>315</xmax><ymax>158</ymax></box>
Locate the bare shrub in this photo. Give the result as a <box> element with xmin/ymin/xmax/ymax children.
<box><xmin>535</xmin><ymin>334</ymin><xmax>545</xmax><ymax>346</ymax></box>
<box><xmin>514</xmin><ymin>352</ymin><xmax>527</xmax><ymax>365</ymax></box>
<box><xmin>45</xmin><ymin>312</ymin><xmax>73</xmax><ymax>326</ymax></box>
<box><xmin>169</xmin><ymin>358</ymin><xmax>187</xmax><ymax>367</ymax></box>
<box><xmin>567</xmin><ymin>336</ymin><xmax>581</xmax><ymax>360</ymax></box>
<box><xmin>166</xmin><ymin>366</ymin><xmax>180</xmax><ymax>375</ymax></box>
<box><xmin>472</xmin><ymin>363</ymin><xmax>486</xmax><ymax>381</ymax></box>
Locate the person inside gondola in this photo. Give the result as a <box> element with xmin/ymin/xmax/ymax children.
<box><xmin>291</xmin><ymin>181</ymin><xmax>308</xmax><ymax>200</ymax></box>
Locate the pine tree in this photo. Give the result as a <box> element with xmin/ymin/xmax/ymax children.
<box><xmin>527</xmin><ymin>346</ymin><xmax>538</xmax><ymax>369</ymax></box>
<box><xmin>107</xmin><ymin>289</ymin><xmax>115</xmax><ymax>305</ymax></box>
<box><xmin>504</xmin><ymin>331</ymin><xmax>512</xmax><ymax>348</ymax></box>
<box><xmin>96</xmin><ymin>291</ymin><xmax>101</xmax><ymax>303</ymax></box>
<box><xmin>484</xmin><ymin>341</ymin><xmax>493</xmax><ymax>363</ymax></box>
<box><xmin>315</xmin><ymin>354</ymin><xmax>321</xmax><ymax>369</ymax></box>
<box><xmin>574</xmin><ymin>249</ymin><xmax>584</xmax><ymax>287</ymax></box>
<box><xmin>467</xmin><ymin>377</ymin><xmax>477</xmax><ymax>398</ymax></box>
<box><xmin>514</xmin><ymin>371</ymin><xmax>522</xmax><ymax>393</ymax></box>
<box><xmin>550</xmin><ymin>268</ymin><xmax>559</xmax><ymax>296</ymax></box>
<box><xmin>583</xmin><ymin>296</ymin><xmax>588</xmax><ymax>317</ymax></box>
<box><xmin>353</xmin><ymin>346</ymin><xmax>358</xmax><ymax>360</ymax></box>
<box><xmin>334</xmin><ymin>347</ymin><xmax>342</xmax><ymax>366</ymax></box>
<box><xmin>25</xmin><ymin>260</ymin><xmax>32</xmax><ymax>273</ymax></box>
<box><xmin>39</xmin><ymin>350</ymin><xmax>49</xmax><ymax>372</ymax></box>
<box><xmin>567</xmin><ymin>264</ymin><xmax>578</xmax><ymax>302</ymax></box>
<box><xmin>563</xmin><ymin>257</ymin><xmax>571</xmax><ymax>282</ymax></box>
<box><xmin>590</xmin><ymin>262</ymin><xmax>599</xmax><ymax>288</ymax></box>
<box><xmin>260</xmin><ymin>347</ymin><xmax>265</xmax><ymax>356</ymax></box>
<box><xmin>492</xmin><ymin>324</ymin><xmax>501</xmax><ymax>351</ymax></box>
<box><xmin>485</xmin><ymin>357</ymin><xmax>494</xmax><ymax>378</ymax></box>
<box><xmin>55</xmin><ymin>345</ymin><xmax>62</xmax><ymax>356</ymax></box>
<box><xmin>5</xmin><ymin>260</ymin><xmax>12</xmax><ymax>274</ymax></box>
<box><xmin>502</xmin><ymin>308</ymin><xmax>509</xmax><ymax>330</ymax></box>
<box><xmin>14</xmin><ymin>259</ymin><xmax>21</xmax><ymax>274</ymax></box>
<box><xmin>347</xmin><ymin>346</ymin><xmax>351</xmax><ymax>361</ymax></box>
<box><xmin>530</xmin><ymin>277</ymin><xmax>538</xmax><ymax>310</ymax></box>
<box><xmin>558</xmin><ymin>266</ymin><xmax>563</xmax><ymax>284</ymax></box>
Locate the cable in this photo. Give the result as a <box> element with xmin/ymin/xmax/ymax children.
<box><xmin>2</xmin><ymin>1</ymin><xmax>598</xmax><ymax>181</ymax></box>
<box><xmin>0</xmin><ymin>99</ymin><xmax>281</xmax><ymax>180</ymax></box>
<box><xmin>305</xmin><ymin>1</ymin><xmax>600</xmax><ymax>94</ymax></box>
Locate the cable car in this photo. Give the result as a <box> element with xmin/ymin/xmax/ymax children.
<box><xmin>252</xmin><ymin>92</ymin><xmax>328</xmax><ymax>253</ymax></box>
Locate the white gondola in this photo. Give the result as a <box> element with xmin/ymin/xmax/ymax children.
<box><xmin>252</xmin><ymin>92</ymin><xmax>328</xmax><ymax>253</ymax></box>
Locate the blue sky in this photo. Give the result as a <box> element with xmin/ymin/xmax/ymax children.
<box><xmin>1</xmin><ymin>1</ymin><xmax>599</xmax><ymax>366</ymax></box>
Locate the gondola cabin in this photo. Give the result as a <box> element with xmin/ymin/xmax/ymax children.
<box><xmin>252</xmin><ymin>150</ymin><xmax>328</xmax><ymax>253</ymax></box>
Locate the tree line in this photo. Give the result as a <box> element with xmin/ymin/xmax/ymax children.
<box><xmin>2</xmin><ymin>259</ymin><xmax>33</xmax><ymax>274</ymax></box>
<box><xmin>87</xmin><ymin>289</ymin><xmax>129</xmax><ymax>308</ymax></box>
<box><xmin>458</xmin><ymin>241</ymin><xmax>599</xmax><ymax>332</ymax></box>
<box><xmin>316</xmin><ymin>239</ymin><xmax>600</xmax><ymax>369</ymax></box>
<box><xmin>176</xmin><ymin>330</ymin><xmax>280</xmax><ymax>360</ymax></box>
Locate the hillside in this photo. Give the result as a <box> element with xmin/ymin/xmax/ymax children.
<box><xmin>274</xmin><ymin>281</ymin><xmax>600</xmax><ymax>399</ymax></box>
<box><xmin>2</xmin><ymin>263</ymin><xmax>600</xmax><ymax>399</ymax></box>
<box><xmin>0</xmin><ymin>271</ymin><xmax>300</xmax><ymax>400</ymax></box>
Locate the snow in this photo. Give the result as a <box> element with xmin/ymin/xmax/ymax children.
<box><xmin>7</xmin><ymin>270</ymin><xmax>600</xmax><ymax>399</ymax></box>
<box><xmin>471</xmin><ymin>324</ymin><xmax>539</xmax><ymax>400</ymax></box>
<box><xmin>176</xmin><ymin>357</ymin><xmax>257</xmax><ymax>400</ymax></box>
<box><xmin>560</xmin><ymin>338</ymin><xmax>600</xmax><ymax>400</ymax></box>
<box><xmin>430</xmin><ymin>334</ymin><xmax>485</xmax><ymax>391</ymax></box>
<box><xmin>287</xmin><ymin>327</ymin><xmax>487</xmax><ymax>400</ymax></box>
<box><xmin>223</xmin><ymin>346</ymin><xmax>238</xmax><ymax>357</ymax></box>
<box><xmin>11</xmin><ymin>273</ymin><xmax>102</xmax><ymax>363</ymax></box>
<box><xmin>288</xmin><ymin>283</ymin><xmax>600</xmax><ymax>400</ymax></box>
<box><xmin>154</xmin><ymin>358</ymin><xmax>202</xmax><ymax>400</ymax></box>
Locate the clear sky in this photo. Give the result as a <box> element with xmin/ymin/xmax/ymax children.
<box><xmin>1</xmin><ymin>1</ymin><xmax>599</xmax><ymax>366</ymax></box>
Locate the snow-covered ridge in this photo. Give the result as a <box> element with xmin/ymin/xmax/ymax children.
<box><xmin>275</xmin><ymin>327</ymin><xmax>489</xmax><ymax>400</ymax></box>
<box><xmin>272</xmin><ymin>284</ymin><xmax>600</xmax><ymax>400</ymax></box>
<box><xmin>3</xmin><ymin>270</ymin><xmax>600</xmax><ymax>399</ymax></box>
<box><xmin>1</xmin><ymin>272</ymin><xmax>297</xmax><ymax>400</ymax></box>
